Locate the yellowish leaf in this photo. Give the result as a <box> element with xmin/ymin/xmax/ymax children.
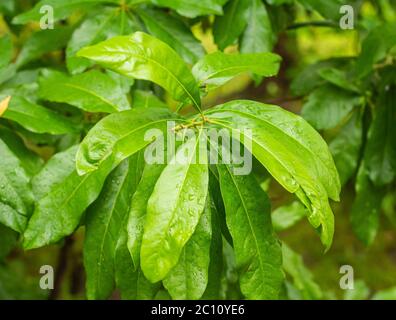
<box><xmin>0</xmin><ymin>96</ymin><xmax>11</xmax><ymax>117</ymax></box>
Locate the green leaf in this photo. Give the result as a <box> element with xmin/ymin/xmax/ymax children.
<box><xmin>364</xmin><ymin>89</ymin><xmax>396</xmax><ymax>186</ymax></box>
<box><xmin>372</xmin><ymin>287</ymin><xmax>396</xmax><ymax>300</ymax></box>
<box><xmin>149</xmin><ymin>0</ymin><xmax>224</xmax><ymax>18</ymax></box>
<box><xmin>138</xmin><ymin>8</ymin><xmax>205</xmax><ymax>64</ymax></box>
<box><xmin>12</xmin><ymin>0</ymin><xmax>119</xmax><ymax>24</ymax></box>
<box><xmin>23</xmin><ymin>146</ymin><xmax>113</xmax><ymax>250</ymax></box>
<box><xmin>301</xmin><ymin>84</ymin><xmax>364</xmax><ymax>130</ymax></box>
<box><xmin>240</xmin><ymin>0</ymin><xmax>276</xmax><ymax>53</ymax></box>
<box><xmin>201</xmin><ymin>194</ymin><xmax>223</xmax><ymax>299</ymax></box>
<box><xmin>344</xmin><ymin>280</ymin><xmax>370</xmax><ymax>300</ymax></box>
<box><xmin>127</xmin><ymin>164</ymin><xmax>165</xmax><ymax>270</ymax></box>
<box><xmin>0</xmin><ymin>127</ymin><xmax>43</xmax><ymax>176</ymax></box>
<box><xmin>272</xmin><ymin>201</ymin><xmax>307</xmax><ymax>232</ymax></box>
<box><xmin>84</xmin><ymin>155</ymin><xmax>143</xmax><ymax>300</ymax></box>
<box><xmin>1</xmin><ymin>95</ymin><xmax>78</xmax><ymax>135</ymax></box>
<box><xmin>132</xmin><ymin>90</ymin><xmax>168</xmax><ymax>109</ymax></box>
<box><xmin>351</xmin><ymin>163</ymin><xmax>384</xmax><ymax>246</ymax></box>
<box><xmin>297</xmin><ymin>0</ymin><xmax>344</xmax><ymax>20</ymax></box>
<box><xmin>330</xmin><ymin>112</ymin><xmax>363</xmax><ymax>186</ymax></box>
<box><xmin>38</xmin><ymin>69</ymin><xmax>130</xmax><ymax>113</ymax></box>
<box><xmin>213</xmin><ymin>0</ymin><xmax>250</xmax><ymax>50</ymax></box>
<box><xmin>318</xmin><ymin>68</ymin><xmax>361</xmax><ymax>93</ymax></box>
<box><xmin>115</xmin><ymin>228</ymin><xmax>160</xmax><ymax>300</ymax></box>
<box><xmin>0</xmin><ymin>34</ymin><xmax>13</xmax><ymax>69</ymax></box>
<box><xmin>163</xmin><ymin>195</ymin><xmax>213</xmax><ymax>300</ymax></box>
<box><xmin>217</xmin><ymin>164</ymin><xmax>284</xmax><ymax>299</ymax></box>
<box><xmin>0</xmin><ymin>140</ymin><xmax>33</xmax><ymax>233</ymax></box>
<box><xmin>77</xmin><ymin>32</ymin><xmax>201</xmax><ymax>111</ymax></box>
<box><xmin>290</xmin><ymin>59</ymin><xmax>350</xmax><ymax>96</ymax></box>
<box><xmin>282</xmin><ymin>243</ymin><xmax>323</xmax><ymax>300</ymax></box>
<box><xmin>205</xmin><ymin>100</ymin><xmax>340</xmax><ymax>249</ymax></box>
<box><xmin>140</xmin><ymin>132</ymin><xmax>209</xmax><ymax>283</ymax></box>
<box><xmin>76</xmin><ymin>108</ymin><xmax>179</xmax><ymax>175</ymax></box>
<box><xmin>66</xmin><ymin>7</ymin><xmax>138</xmax><ymax>74</ymax></box>
<box><xmin>192</xmin><ymin>52</ymin><xmax>281</xmax><ymax>89</ymax></box>
<box><xmin>0</xmin><ymin>224</ymin><xmax>17</xmax><ymax>260</ymax></box>
<box><xmin>15</xmin><ymin>27</ymin><xmax>73</xmax><ymax>68</ymax></box>
<box><xmin>355</xmin><ymin>23</ymin><xmax>396</xmax><ymax>79</ymax></box>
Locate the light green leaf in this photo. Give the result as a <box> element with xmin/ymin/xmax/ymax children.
<box><xmin>192</xmin><ymin>52</ymin><xmax>281</xmax><ymax>89</ymax></box>
<box><xmin>23</xmin><ymin>146</ymin><xmax>113</xmax><ymax>250</ymax></box>
<box><xmin>76</xmin><ymin>108</ymin><xmax>179</xmax><ymax>175</ymax></box>
<box><xmin>132</xmin><ymin>90</ymin><xmax>168</xmax><ymax>109</ymax></box>
<box><xmin>217</xmin><ymin>163</ymin><xmax>284</xmax><ymax>299</ymax></box>
<box><xmin>240</xmin><ymin>0</ymin><xmax>276</xmax><ymax>53</ymax></box>
<box><xmin>0</xmin><ymin>34</ymin><xmax>13</xmax><ymax>69</ymax></box>
<box><xmin>163</xmin><ymin>195</ymin><xmax>212</xmax><ymax>300</ymax></box>
<box><xmin>138</xmin><ymin>8</ymin><xmax>205</xmax><ymax>64</ymax></box>
<box><xmin>12</xmin><ymin>0</ymin><xmax>119</xmax><ymax>24</ymax></box>
<box><xmin>1</xmin><ymin>95</ymin><xmax>78</xmax><ymax>135</ymax></box>
<box><xmin>272</xmin><ymin>201</ymin><xmax>307</xmax><ymax>232</ymax></box>
<box><xmin>344</xmin><ymin>280</ymin><xmax>370</xmax><ymax>300</ymax></box>
<box><xmin>66</xmin><ymin>7</ymin><xmax>138</xmax><ymax>74</ymax></box>
<box><xmin>141</xmin><ymin>132</ymin><xmax>209</xmax><ymax>283</ymax></box>
<box><xmin>205</xmin><ymin>100</ymin><xmax>340</xmax><ymax>248</ymax></box>
<box><xmin>372</xmin><ymin>287</ymin><xmax>396</xmax><ymax>300</ymax></box>
<box><xmin>77</xmin><ymin>32</ymin><xmax>201</xmax><ymax>111</ymax></box>
<box><xmin>84</xmin><ymin>155</ymin><xmax>144</xmax><ymax>300</ymax></box>
<box><xmin>38</xmin><ymin>69</ymin><xmax>130</xmax><ymax>113</ymax></box>
<box><xmin>301</xmin><ymin>84</ymin><xmax>364</xmax><ymax>130</ymax></box>
<box><xmin>282</xmin><ymin>243</ymin><xmax>323</xmax><ymax>300</ymax></box>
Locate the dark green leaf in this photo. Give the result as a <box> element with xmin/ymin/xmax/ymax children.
<box><xmin>15</xmin><ymin>27</ymin><xmax>73</xmax><ymax>68</ymax></box>
<box><xmin>149</xmin><ymin>0</ymin><xmax>224</xmax><ymax>18</ymax></box>
<box><xmin>23</xmin><ymin>146</ymin><xmax>113</xmax><ymax>250</ymax></box>
<box><xmin>0</xmin><ymin>140</ymin><xmax>33</xmax><ymax>233</ymax></box>
<box><xmin>138</xmin><ymin>8</ymin><xmax>205</xmax><ymax>64</ymax></box>
<box><xmin>84</xmin><ymin>155</ymin><xmax>143</xmax><ymax>300</ymax></box>
<box><xmin>217</xmin><ymin>164</ymin><xmax>284</xmax><ymax>299</ymax></box>
<box><xmin>330</xmin><ymin>112</ymin><xmax>363</xmax><ymax>186</ymax></box>
<box><xmin>302</xmin><ymin>84</ymin><xmax>364</xmax><ymax>130</ymax></box>
<box><xmin>213</xmin><ymin>0</ymin><xmax>250</xmax><ymax>50</ymax></box>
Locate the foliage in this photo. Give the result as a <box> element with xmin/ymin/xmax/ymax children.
<box><xmin>0</xmin><ymin>0</ymin><xmax>395</xmax><ymax>300</ymax></box>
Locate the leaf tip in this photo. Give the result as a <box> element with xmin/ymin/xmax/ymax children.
<box><xmin>0</xmin><ymin>96</ymin><xmax>11</xmax><ymax>117</ymax></box>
